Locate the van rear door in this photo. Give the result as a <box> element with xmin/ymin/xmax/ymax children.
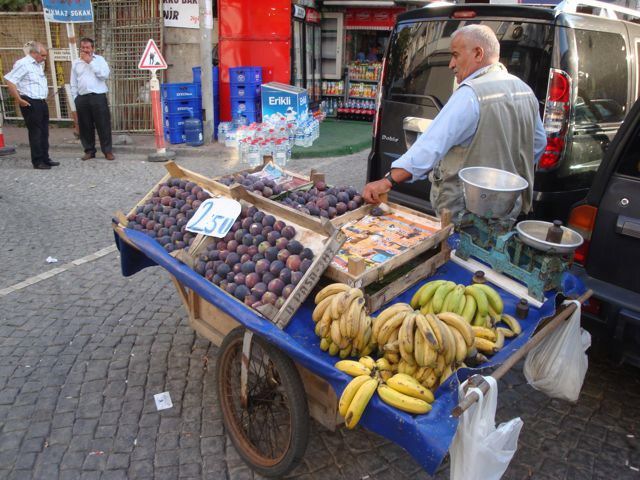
<box><xmin>372</xmin><ymin>15</ymin><xmax>553</xmax><ymax>213</ymax></box>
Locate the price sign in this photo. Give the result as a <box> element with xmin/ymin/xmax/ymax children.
<box><xmin>186</xmin><ymin>198</ymin><xmax>241</xmax><ymax>237</ymax></box>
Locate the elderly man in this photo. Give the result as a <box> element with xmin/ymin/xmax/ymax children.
<box><xmin>5</xmin><ymin>41</ymin><xmax>59</xmax><ymax>169</ymax></box>
<box><xmin>363</xmin><ymin>25</ymin><xmax>547</xmax><ymax>217</ymax></box>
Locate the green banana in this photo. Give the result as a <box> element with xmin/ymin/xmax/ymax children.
<box><xmin>474</xmin><ymin>284</ymin><xmax>504</xmax><ymax>315</ymax></box>
<box><xmin>461</xmin><ymin>294</ymin><xmax>476</xmax><ymax>324</ymax></box>
<box><xmin>465</xmin><ymin>284</ymin><xmax>489</xmax><ymax>317</ymax></box>
<box><xmin>411</xmin><ymin>280</ymin><xmax>446</xmax><ymax>309</ymax></box>
<box><xmin>432</xmin><ymin>281</ymin><xmax>456</xmax><ymax>313</ymax></box>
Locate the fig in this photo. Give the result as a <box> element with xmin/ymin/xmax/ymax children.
<box><xmin>281</xmin><ymin>226</ymin><xmax>296</xmax><ymax>240</ymax></box>
<box><xmin>300</xmin><ymin>248</ymin><xmax>314</xmax><ymax>261</ymax></box>
<box><xmin>241</xmin><ymin>261</ymin><xmax>256</xmax><ymax>274</ymax></box>
<box><xmin>286</xmin><ymin>255</ymin><xmax>301</xmax><ymax>271</ymax></box>
<box><xmin>300</xmin><ymin>258</ymin><xmax>312</xmax><ymax>273</ymax></box>
<box><xmin>245</xmin><ymin>272</ymin><xmax>260</xmax><ymax>289</ymax></box>
<box><xmin>282</xmin><ymin>284</ymin><xmax>294</xmax><ymax>299</ymax></box>
<box><xmin>277</xmin><ymin>249</ymin><xmax>291</xmax><ymax>263</ymax></box>
<box><xmin>262</xmin><ymin>291</ymin><xmax>278</xmax><ymax>305</ymax></box>
<box><xmin>269</xmin><ymin>260</ymin><xmax>285</xmax><ymax>276</ymax></box>
<box><xmin>287</xmin><ymin>240</ymin><xmax>303</xmax><ymax>255</ymax></box>
<box><xmin>268</xmin><ymin>278</ymin><xmax>285</xmax><ymax>296</ymax></box>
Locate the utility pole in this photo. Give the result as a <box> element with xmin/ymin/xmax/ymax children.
<box><xmin>199</xmin><ymin>0</ymin><xmax>214</xmax><ymax>144</ymax></box>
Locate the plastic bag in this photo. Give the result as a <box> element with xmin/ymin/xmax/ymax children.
<box><xmin>523</xmin><ymin>300</ymin><xmax>590</xmax><ymax>402</ymax></box>
<box><xmin>450</xmin><ymin>376</ymin><xmax>523</xmax><ymax>480</ymax></box>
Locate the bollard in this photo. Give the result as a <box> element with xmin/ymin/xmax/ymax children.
<box><xmin>148</xmin><ymin>70</ymin><xmax>176</xmax><ymax>162</ymax></box>
<box><xmin>0</xmin><ymin>113</ymin><xmax>16</xmax><ymax>156</ymax></box>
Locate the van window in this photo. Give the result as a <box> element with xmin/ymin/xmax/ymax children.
<box><xmin>383</xmin><ymin>20</ymin><xmax>553</xmax><ymax>108</ymax></box>
<box><xmin>617</xmin><ymin>128</ymin><xmax>640</xmax><ymax>178</ymax></box>
<box><xmin>573</xmin><ymin>30</ymin><xmax>628</xmax><ymax>126</ymax></box>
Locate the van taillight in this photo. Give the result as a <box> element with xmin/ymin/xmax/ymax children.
<box><xmin>568</xmin><ymin>204</ymin><xmax>598</xmax><ymax>265</ymax></box>
<box><xmin>452</xmin><ymin>10</ymin><xmax>476</xmax><ymax>18</ymax></box>
<box><xmin>540</xmin><ymin>68</ymin><xmax>572</xmax><ymax>171</ymax></box>
<box><xmin>373</xmin><ymin>56</ymin><xmax>387</xmax><ymax>139</ymax></box>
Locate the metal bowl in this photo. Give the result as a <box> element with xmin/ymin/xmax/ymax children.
<box><xmin>516</xmin><ymin>220</ymin><xmax>584</xmax><ymax>254</ymax></box>
<box><xmin>458</xmin><ymin>167</ymin><xmax>529</xmax><ymax>218</ymax></box>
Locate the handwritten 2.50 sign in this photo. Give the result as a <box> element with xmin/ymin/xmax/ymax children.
<box><xmin>186</xmin><ymin>198</ymin><xmax>241</xmax><ymax>237</ymax></box>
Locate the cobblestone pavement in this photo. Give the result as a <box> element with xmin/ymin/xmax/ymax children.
<box><xmin>0</xmin><ymin>149</ymin><xmax>639</xmax><ymax>479</ymax></box>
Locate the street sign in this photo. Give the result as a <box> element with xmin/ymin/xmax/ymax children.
<box><xmin>42</xmin><ymin>0</ymin><xmax>93</xmax><ymax>23</ymax></box>
<box><xmin>138</xmin><ymin>39</ymin><xmax>167</xmax><ymax>70</ymax></box>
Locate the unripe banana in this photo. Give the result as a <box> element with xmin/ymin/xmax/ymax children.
<box><xmin>319</xmin><ymin>337</ymin><xmax>330</xmax><ymax>351</ymax></box>
<box><xmin>377</xmin><ymin>384</ymin><xmax>431</xmax><ymax>414</ymax></box>
<box><xmin>455</xmin><ymin>293</ymin><xmax>467</xmax><ymax>316</ymax></box>
<box><xmin>487</xmin><ymin>305</ymin><xmax>501</xmax><ymax>328</ymax></box>
<box><xmin>315</xmin><ymin>283</ymin><xmax>350</xmax><ymax>304</ymax></box>
<box><xmin>445</xmin><ymin>285</ymin><xmax>465</xmax><ymax>313</ymax></box>
<box><xmin>328</xmin><ymin>342</ymin><xmax>340</xmax><ymax>356</ymax></box>
<box><xmin>359</xmin><ymin>356</ymin><xmax>376</xmax><ymax>370</ymax></box>
<box><xmin>500</xmin><ymin>314</ymin><xmax>522</xmax><ymax>335</ymax></box>
<box><xmin>461</xmin><ymin>294</ymin><xmax>476</xmax><ymax>324</ymax></box>
<box><xmin>472</xmin><ymin>326</ymin><xmax>497</xmax><ymax>341</ymax></box>
<box><xmin>312</xmin><ymin>295</ymin><xmax>334</xmax><ymax>323</ymax></box>
<box><xmin>437</xmin><ymin>312</ymin><xmax>474</xmax><ymax>348</ymax></box>
<box><xmin>338</xmin><ymin>375</ymin><xmax>371</xmax><ymax>417</ymax></box>
<box><xmin>432</xmin><ymin>281</ymin><xmax>456</xmax><ymax>313</ymax></box>
<box><xmin>465</xmin><ymin>285</ymin><xmax>489</xmax><ymax>317</ymax></box>
<box><xmin>335</xmin><ymin>360</ymin><xmax>371</xmax><ymax>377</ymax></box>
<box><xmin>442</xmin><ymin>289</ymin><xmax>458</xmax><ymax>313</ymax></box>
<box><xmin>339</xmin><ymin>346</ymin><xmax>352</xmax><ymax>359</ymax></box>
<box><xmin>345</xmin><ymin>377</ymin><xmax>378</xmax><ymax>429</ymax></box>
<box><xmin>474</xmin><ymin>283</ymin><xmax>504</xmax><ymax>315</ymax></box>
<box><xmin>387</xmin><ymin>373</ymin><xmax>435</xmax><ymax>403</ymax></box>
<box><xmin>417</xmin><ymin>279</ymin><xmax>447</xmax><ymax>308</ymax></box>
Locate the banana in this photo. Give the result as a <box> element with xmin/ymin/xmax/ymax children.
<box><xmin>398</xmin><ymin>358</ymin><xmax>417</xmax><ymax>375</ymax></box>
<box><xmin>432</xmin><ymin>281</ymin><xmax>456</xmax><ymax>313</ymax></box>
<box><xmin>361</xmin><ymin>342</ymin><xmax>375</xmax><ymax>358</ymax></box>
<box><xmin>339</xmin><ymin>346</ymin><xmax>352</xmax><ymax>359</ymax></box>
<box><xmin>345</xmin><ymin>377</ymin><xmax>378</xmax><ymax>429</ymax></box>
<box><xmin>315</xmin><ymin>283</ymin><xmax>350</xmax><ymax>304</ymax></box>
<box><xmin>314</xmin><ymin>320</ymin><xmax>324</xmax><ymax>337</ymax></box>
<box><xmin>421</xmin><ymin>313</ymin><xmax>443</xmax><ymax>353</ymax></box>
<box><xmin>437</xmin><ymin>312</ymin><xmax>474</xmax><ymax>348</ymax></box>
<box><xmin>474</xmin><ymin>337</ymin><xmax>499</xmax><ymax>355</ymax></box>
<box><xmin>494</xmin><ymin>328</ymin><xmax>505</xmax><ymax>350</ymax></box>
<box><xmin>444</xmin><ymin>285</ymin><xmax>465</xmax><ymax>313</ymax></box>
<box><xmin>354</xmin><ymin>312</ymin><xmax>369</xmax><ymax>350</ymax></box>
<box><xmin>465</xmin><ymin>284</ymin><xmax>489</xmax><ymax>317</ymax></box>
<box><xmin>441</xmin><ymin>289</ymin><xmax>458</xmax><ymax>313</ymax></box>
<box><xmin>399</xmin><ymin>338</ymin><xmax>416</xmax><ymax>366</ymax></box>
<box><xmin>330</xmin><ymin>319</ymin><xmax>343</xmax><ymax>347</ymax></box>
<box><xmin>319</xmin><ymin>337</ymin><xmax>330</xmax><ymax>351</ymax></box>
<box><xmin>450</xmin><ymin>326</ymin><xmax>468</xmax><ymax>363</ymax></box>
<box><xmin>421</xmin><ymin>368</ymin><xmax>438</xmax><ymax>389</ymax></box>
<box><xmin>472</xmin><ymin>326</ymin><xmax>497</xmax><ymax>341</ymax></box>
<box><xmin>438</xmin><ymin>318</ymin><xmax>456</xmax><ymax>365</ymax></box>
<box><xmin>328</xmin><ymin>342</ymin><xmax>340</xmax><ymax>356</ymax></box>
<box><xmin>331</xmin><ymin>291</ymin><xmax>348</xmax><ymax>319</ymax></box>
<box><xmin>384</xmin><ymin>351</ymin><xmax>400</xmax><ymax>364</ymax></box>
<box><xmin>346</xmin><ymin>297</ymin><xmax>365</xmax><ymax>340</ymax></box>
<box><xmin>383</xmin><ymin>340</ymin><xmax>399</xmax><ymax>353</ymax></box>
<box><xmin>377</xmin><ymin>384</ymin><xmax>431</xmax><ymax>414</ymax></box>
<box><xmin>440</xmin><ymin>364</ymin><xmax>454</xmax><ymax>383</ymax></box>
<box><xmin>339</xmin><ymin>311</ymin><xmax>349</xmax><ymax>338</ymax></box>
<box><xmin>497</xmin><ymin>326</ymin><xmax>516</xmax><ymax>338</ymax></box>
<box><xmin>414</xmin><ymin>313</ymin><xmax>439</xmax><ymax>351</ymax></box>
<box><xmin>461</xmin><ymin>294</ymin><xmax>477</xmax><ymax>324</ymax></box>
<box><xmin>340</xmin><ymin>288</ymin><xmax>364</xmax><ymax>313</ymax></box>
<box><xmin>419</xmin><ymin>301</ymin><xmax>431</xmax><ymax>315</ymax></box>
<box><xmin>312</xmin><ymin>296</ymin><xmax>334</xmax><ymax>323</ymax></box>
<box><xmin>338</xmin><ymin>375</ymin><xmax>371</xmax><ymax>417</ymax></box>
<box><xmin>335</xmin><ymin>360</ymin><xmax>371</xmax><ymax>377</ymax></box>
<box><xmin>379</xmin><ymin>370</ymin><xmax>393</xmax><ymax>382</ymax></box>
<box><xmin>377</xmin><ymin>312</ymin><xmax>406</xmax><ymax>347</ymax></box>
<box><xmin>501</xmin><ymin>314</ymin><xmax>522</xmax><ymax>335</ymax></box>
<box><xmin>487</xmin><ymin>305</ymin><xmax>501</xmax><ymax>328</ymax></box>
<box><xmin>359</xmin><ymin>356</ymin><xmax>376</xmax><ymax>370</ymax></box>
<box><xmin>455</xmin><ymin>293</ymin><xmax>467</xmax><ymax>316</ymax></box>
<box><xmin>433</xmin><ymin>354</ymin><xmax>446</xmax><ymax>377</ymax></box>
<box><xmin>399</xmin><ymin>313</ymin><xmax>416</xmax><ymax>355</ymax></box>
<box><xmin>413</xmin><ymin>326</ymin><xmax>426</xmax><ymax>367</ymax></box>
<box><xmin>376</xmin><ymin>358</ymin><xmax>393</xmax><ymax>372</ymax></box>
<box><xmin>474</xmin><ymin>283</ymin><xmax>504</xmax><ymax>315</ymax></box>
<box><xmin>386</xmin><ymin>373</ymin><xmax>435</xmax><ymax>403</ymax></box>
<box><xmin>418</xmin><ymin>279</ymin><xmax>447</xmax><ymax>308</ymax></box>
<box><xmin>372</xmin><ymin>303</ymin><xmax>412</xmax><ymax>341</ymax></box>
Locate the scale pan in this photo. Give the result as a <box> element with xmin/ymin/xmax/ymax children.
<box><xmin>516</xmin><ymin>220</ymin><xmax>583</xmax><ymax>254</ymax></box>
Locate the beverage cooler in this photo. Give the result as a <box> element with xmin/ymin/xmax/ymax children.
<box><xmin>292</xmin><ymin>5</ymin><xmax>322</xmax><ymax>107</ymax></box>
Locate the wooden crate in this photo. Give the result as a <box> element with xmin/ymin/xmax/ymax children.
<box><xmin>185</xmin><ymin>193</ymin><xmax>346</xmax><ymax>329</ymax></box>
<box><xmin>170</xmin><ymin>277</ymin><xmax>340</xmax><ymax>431</ymax></box>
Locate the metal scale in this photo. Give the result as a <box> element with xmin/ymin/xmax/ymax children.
<box><xmin>453</xmin><ymin>167</ymin><xmax>583</xmax><ymax>302</ymax></box>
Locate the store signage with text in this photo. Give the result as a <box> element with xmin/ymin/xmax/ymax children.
<box><xmin>344</xmin><ymin>7</ymin><xmax>404</xmax><ymax>30</ymax></box>
<box><xmin>42</xmin><ymin>0</ymin><xmax>93</xmax><ymax>23</ymax></box>
<box><xmin>162</xmin><ymin>0</ymin><xmax>199</xmax><ymax>29</ymax></box>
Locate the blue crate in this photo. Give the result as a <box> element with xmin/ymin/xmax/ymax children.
<box><xmin>230</xmin><ymin>98</ymin><xmax>260</xmax><ymax>116</ymax></box>
<box><xmin>229</xmin><ymin>66</ymin><xmax>262</xmax><ymax>84</ymax></box>
<box><xmin>161</xmin><ymin>83</ymin><xmax>201</xmax><ymax>101</ymax></box>
<box><xmin>192</xmin><ymin>66</ymin><xmax>220</xmax><ymax>84</ymax></box>
<box><xmin>230</xmin><ymin>83</ymin><xmax>260</xmax><ymax>99</ymax></box>
<box><xmin>164</xmin><ymin>127</ymin><xmax>185</xmax><ymax>144</ymax></box>
<box><xmin>164</xmin><ymin>111</ymin><xmax>202</xmax><ymax>130</ymax></box>
<box><xmin>163</xmin><ymin>98</ymin><xmax>201</xmax><ymax>115</ymax></box>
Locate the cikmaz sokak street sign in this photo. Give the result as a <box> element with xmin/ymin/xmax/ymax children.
<box><xmin>42</xmin><ymin>0</ymin><xmax>94</xmax><ymax>23</ymax></box>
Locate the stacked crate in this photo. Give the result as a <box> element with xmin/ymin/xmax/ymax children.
<box><xmin>229</xmin><ymin>66</ymin><xmax>262</xmax><ymax>123</ymax></box>
<box><xmin>192</xmin><ymin>66</ymin><xmax>220</xmax><ymax>138</ymax></box>
<box><xmin>161</xmin><ymin>83</ymin><xmax>202</xmax><ymax>144</ymax></box>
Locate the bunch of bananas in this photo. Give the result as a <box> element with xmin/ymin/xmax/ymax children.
<box><xmin>313</xmin><ymin>283</ymin><xmax>375</xmax><ymax>358</ymax></box>
<box><xmin>370</xmin><ymin>304</ymin><xmax>476</xmax><ymax>390</ymax></box>
<box><xmin>335</xmin><ymin>357</ymin><xmax>435</xmax><ymax>429</ymax></box>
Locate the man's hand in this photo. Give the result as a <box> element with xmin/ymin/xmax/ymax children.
<box><xmin>363</xmin><ymin>179</ymin><xmax>392</xmax><ymax>204</ymax></box>
<box><xmin>80</xmin><ymin>52</ymin><xmax>92</xmax><ymax>64</ymax></box>
<box><xmin>17</xmin><ymin>97</ymin><xmax>30</xmax><ymax>107</ymax></box>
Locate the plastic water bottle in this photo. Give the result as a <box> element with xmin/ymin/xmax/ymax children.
<box><xmin>225</xmin><ymin>128</ymin><xmax>237</xmax><ymax>148</ymax></box>
<box><xmin>274</xmin><ymin>140</ymin><xmax>288</xmax><ymax>167</ymax></box>
<box><xmin>218</xmin><ymin>122</ymin><xmax>230</xmax><ymax>142</ymax></box>
<box><xmin>247</xmin><ymin>141</ymin><xmax>260</xmax><ymax>167</ymax></box>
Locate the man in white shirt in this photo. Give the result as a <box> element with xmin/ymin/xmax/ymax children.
<box><xmin>5</xmin><ymin>41</ymin><xmax>59</xmax><ymax>169</ymax></box>
<box><xmin>71</xmin><ymin>37</ymin><xmax>114</xmax><ymax>161</ymax></box>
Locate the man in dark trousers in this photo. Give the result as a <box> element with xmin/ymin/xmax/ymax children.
<box><xmin>5</xmin><ymin>41</ymin><xmax>59</xmax><ymax>169</ymax></box>
<box><xmin>71</xmin><ymin>37</ymin><xmax>115</xmax><ymax>161</ymax></box>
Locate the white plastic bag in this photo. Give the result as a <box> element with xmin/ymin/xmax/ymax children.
<box><xmin>450</xmin><ymin>376</ymin><xmax>523</xmax><ymax>480</ymax></box>
<box><xmin>523</xmin><ymin>300</ymin><xmax>590</xmax><ymax>402</ymax></box>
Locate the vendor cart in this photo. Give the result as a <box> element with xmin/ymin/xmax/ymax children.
<box><xmin>112</xmin><ymin>164</ymin><xmax>590</xmax><ymax>477</ymax></box>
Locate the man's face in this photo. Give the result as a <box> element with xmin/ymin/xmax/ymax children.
<box><xmin>34</xmin><ymin>48</ymin><xmax>47</xmax><ymax>65</ymax></box>
<box><xmin>80</xmin><ymin>42</ymin><xmax>94</xmax><ymax>56</ymax></box>
<box><xmin>449</xmin><ymin>34</ymin><xmax>481</xmax><ymax>84</ymax></box>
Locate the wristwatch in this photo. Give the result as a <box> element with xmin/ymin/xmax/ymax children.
<box><xmin>384</xmin><ymin>171</ymin><xmax>399</xmax><ymax>188</ymax></box>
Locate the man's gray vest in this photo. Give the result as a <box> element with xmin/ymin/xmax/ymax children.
<box><xmin>429</xmin><ymin>63</ymin><xmax>538</xmax><ymax>217</ymax></box>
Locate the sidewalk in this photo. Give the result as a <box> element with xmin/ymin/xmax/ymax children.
<box><xmin>2</xmin><ymin>118</ymin><xmax>372</xmax><ymax>159</ymax></box>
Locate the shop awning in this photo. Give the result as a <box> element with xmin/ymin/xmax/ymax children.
<box><xmin>344</xmin><ymin>6</ymin><xmax>405</xmax><ymax>30</ymax></box>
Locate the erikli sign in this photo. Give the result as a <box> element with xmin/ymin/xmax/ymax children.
<box><xmin>42</xmin><ymin>0</ymin><xmax>94</xmax><ymax>23</ymax></box>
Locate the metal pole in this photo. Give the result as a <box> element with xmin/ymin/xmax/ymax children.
<box><xmin>148</xmin><ymin>69</ymin><xmax>176</xmax><ymax>162</ymax></box>
<box><xmin>65</xmin><ymin>23</ymin><xmax>79</xmax><ymax>136</ymax></box>
<box><xmin>199</xmin><ymin>0</ymin><xmax>214</xmax><ymax>143</ymax></box>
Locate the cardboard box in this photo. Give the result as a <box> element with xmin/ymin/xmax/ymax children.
<box><xmin>261</xmin><ymin>82</ymin><xmax>308</xmax><ymax>126</ymax></box>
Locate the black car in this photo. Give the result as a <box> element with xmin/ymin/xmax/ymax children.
<box><xmin>367</xmin><ymin>2</ymin><xmax>640</xmax><ymax>221</ymax></box>
<box><xmin>568</xmin><ymin>97</ymin><xmax>640</xmax><ymax>366</ymax></box>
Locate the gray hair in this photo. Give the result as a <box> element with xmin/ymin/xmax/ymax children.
<box><xmin>23</xmin><ymin>41</ymin><xmax>45</xmax><ymax>55</ymax></box>
<box><xmin>452</xmin><ymin>25</ymin><xmax>500</xmax><ymax>60</ymax></box>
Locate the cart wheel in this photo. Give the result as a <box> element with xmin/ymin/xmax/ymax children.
<box><xmin>217</xmin><ymin>327</ymin><xmax>309</xmax><ymax>477</ymax></box>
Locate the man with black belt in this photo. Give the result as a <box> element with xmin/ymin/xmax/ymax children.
<box><xmin>71</xmin><ymin>37</ymin><xmax>115</xmax><ymax>161</ymax></box>
<box><xmin>5</xmin><ymin>41</ymin><xmax>59</xmax><ymax>170</ymax></box>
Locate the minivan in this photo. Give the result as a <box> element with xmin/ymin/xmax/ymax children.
<box><xmin>367</xmin><ymin>0</ymin><xmax>640</xmax><ymax>221</ymax></box>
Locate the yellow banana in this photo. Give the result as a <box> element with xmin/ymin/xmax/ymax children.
<box><xmin>474</xmin><ymin>337</ymin><xmax>499</xmax><ymax>355</ymax></box>
<box><xmin>501</xmin><ymin>314</ymin><xmax>522</xmax><ymax>335</ymax></box>
<box><xmin>338</xmin><ymin>375</ymin><xmax>371</xmax><ymax>417</ymax></box>
<box><xmin>377</xmin><ymin>312</ymin><xmax>406</xmax><ymax>347</ymax></box>
<box><xmin>387</xmin><ymin>373</ymin><xmax>435</xmax><ymax>403</ymax></box>
<box><xmin>372</xmin><ymin>303</ymin><xmax>412</xmax><ymax>341</ymax></box>
<box><xmin>335</xmin><ymin>360</ymin><xmax>371</xmax><ymax>377</ymax></box>
<box><xmin>474</xmin><ymin>283</ymin><xmax>504</xmax><ymax>315</ymax></box>
<box><xmin>419</xmin><ymin>301</ymin><xmax>431</xmax><ymax>315</ymax></box>
<box><xmin>433</xmin><ymin>354</ymin><xmax>446</xmax><ymax>377</ymax></box>
<box><xmin>450</xmin><ymin>326</ymin><xmax>468</xmax><ymax>363</ymax></box>
<box><xmin>437</xmin><ymin>312</ymin><xmax>474</xmax><ymax>348</ymax></box>
<box><xmin>399</xmin><ymin>313</ymin><xmax>416</xmax><ymax>354</ymax></box>
<box><xmin>377</xmin><ymin>384</ymin><xmax>431</xmax><ymax>414</ymax></box>
<box><xmin>497</xmin><ymin>326</ymin><xmax>516</xmax><ymax>338</ymax></box>
<box><xmin>417</xmin><ymin>279</ymin><xmax>447</xmax><ymax>308</ymax></box>
<box><xmin>379</xmin><ymin>370</ymin><xmax>393</xmax><ymax>382</ymax></box>
<box><xmin>421</xmin><ymin>313</ymin><xmax>443</xmax><ymax>353</ymax></box>
<box><xmin>340</xmin><ymin>288</ymin><xmax>364</xmax><ymax>312</ymax></box>
<box><xmin>472</xmin><ymin>326</ymin><xmax>497</xmax><ymax>341</ymax></box>
<box><xmin>383</xmin><ymin>340</ymin><xmax>399</xmax><ymax>353</ymax></box>
<box><xmin>494</xmin><ymin>328</ymin><xmax>505</xmax><ymax>350</ymax></box>
<box><xmin>359</xmin><ymin>356</ymin><xmax>376</xmax><ymax>370</ymax></box>
<box><xmin>432</xmin><ymin>281</ymin><xmax>456</xmax><ymax>313</ymax></box>
<box><xmin>315</xmin><ymin>283</ymin><xmax>350</xmax><ymax>304</ymax></box>
<box><xmin>414</xmin><ymin>313</ymin><xmax>439</xmax><ymax>351</ymax></box>
<box><xmin>461</xmin><ymin>294</ymin><xmax>476</xmax><ymax>324</ymax></box>
<box><xmin>330</xmin><ymin>319</ymin><xmax>344</xmax><ymax>347</ymax></box>
<box><xmin>330</xmin><ymin>290</ymin><xmax>346</xmax><ymax>319</ymax></box>
<box><xmin>376</xmin><ymin>358</ymin><xmax>393</xmax><ymax>371</ymax></box>
<box><xmin>339</xmin><ymin>346</ymin><xmax>352</xmax><ymax>359</ymax></box>
<box><xmin>413</xmin><ymin>327</ymin><xmax>426</xmax><ymax>367</ymax></box>
<box><xmin>464</xmin><ymin>284</ymin><xmax>489</xmax><ymax>317</ymax></box>
<box><xmin>487</xmin><ymin>305</ymin><xmax>501</xmax><ymax>328</ymax></box>
<box><xmin>346</xmin><ymin>296</ymin><xmax>365</xmax><ymax>340</ymax></box>
<box><xmin>319</xmin><ymin>337</ymin><xmax>330</xmax><ymax>351</ymax></box>
<box><xmin>328</xmin><ymin>342</ymin><xmax>340</xmax><ymax>356</ymax></box>
<box><xmin>399</xmin><ymin>338</ymin><xmax>416</xmax><ymax>366</ymax></box>
<box><xmin>421</xmin><ymin>368</ymin><xmax>438</xmax><ymax>389</ymax></box>
<box><xmin>440</xmin><ymin>364</ymin><xmax>454</xmax><ymax>383</ymax></box>
<box><xmin>312</xmin><ymin>296</ymin><xmax>334</xmax><ymax>323</ymax></box>
<box><xmin>345</xmin><ymin>377</ymin><xmax>378</xmax><ymax>429</ymax></box>
<box><xmin>437</xmin><ymin>318</ymin><xmax>456</xmax><ymax>365</ymax></box>
<box><xmin>384</xmin><ymin>351</ymin><xmax>400</xmax><ymax>364</ymax></box>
